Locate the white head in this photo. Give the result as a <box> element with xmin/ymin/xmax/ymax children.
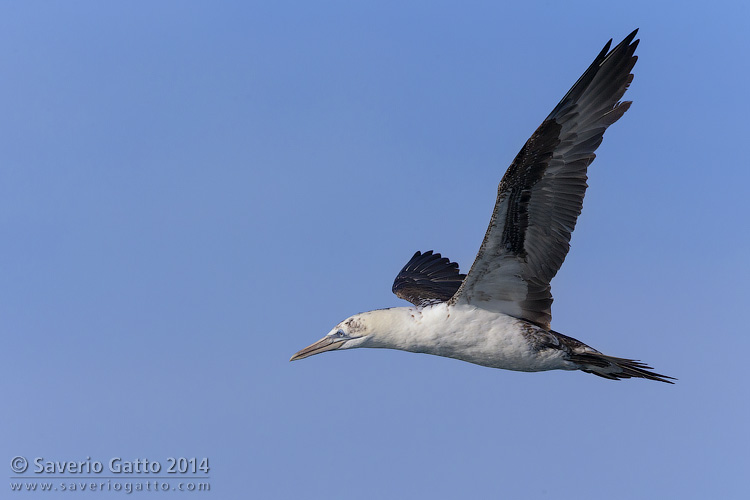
<box><xmin>290</xmin><ymin>308</ymin><xmax>406</xmax><ymax>361</ymax></box>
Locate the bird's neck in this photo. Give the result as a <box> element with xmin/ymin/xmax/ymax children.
<box><xmin>363</xmin><ymin>305</ymin><xmax>450</xmax><ymax>354</ymax></box>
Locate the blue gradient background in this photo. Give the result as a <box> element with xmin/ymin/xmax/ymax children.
<box><xmin>2</xmin><ymin>1</ymin><xmax>748</xmax><ymax>498</ymax></box>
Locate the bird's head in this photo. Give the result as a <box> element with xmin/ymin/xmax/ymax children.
<box><xmin>289</xmin><ymin>309</ymin><xmax>404</xmax><ymax>361</ymax></box>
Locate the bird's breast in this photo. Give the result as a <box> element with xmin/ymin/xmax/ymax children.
<box><xmin>402</xmin><ymin>304</ymin><xmax>568</xmax><ymax>372</ymax></box>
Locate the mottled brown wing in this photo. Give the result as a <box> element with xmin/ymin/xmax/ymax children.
<box><xmin>392</xmin><ymin>251</ymin><xmax>466</xmax><ymax>307</ymax></box>
<box><xmin>452</xmin><ymin>30</ymin><xmax>639</xmax><ymax>329</ymax></box>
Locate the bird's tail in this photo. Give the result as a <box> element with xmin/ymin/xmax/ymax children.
<box><xmin>551</xmin><ymin>330</ymin><xmax>675</xmax><ymax>384</ymax></box>
<box><xmin>570</xmin><ymin>351</ymin><xmax>676</xmax><ymax>384</ymax></box>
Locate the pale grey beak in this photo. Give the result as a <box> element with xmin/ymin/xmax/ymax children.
<box><xmin>290</xmin><ymin>336</ymin><xmax>343</xmax><ymax>361</ymax></box>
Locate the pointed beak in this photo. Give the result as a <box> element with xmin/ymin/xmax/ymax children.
<box><xmin>290</xmin><ymin>336</ymin><xmax>343</xmax><ymax>361</ymax></box>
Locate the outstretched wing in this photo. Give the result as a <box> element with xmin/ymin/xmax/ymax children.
<box><xmin>451</xmin><ymin>30</ymin><xmax>639</xmax><ymax>329</ymax></box>
<box><xmin>392</xmin><ymin>251</ymin><xmax>466</xmax><ymax>307</ymax></box>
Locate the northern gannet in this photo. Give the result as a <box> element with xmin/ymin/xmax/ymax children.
<box><xmin>291</xmin><ymin>29</ymin><xmax>674</xmax><ymax>383</ymax></box>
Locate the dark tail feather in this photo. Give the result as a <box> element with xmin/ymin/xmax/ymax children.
<box><xmin>571</xmin><ymin>352</ymin><xmax>676</xmax><ymax>384</ymax></box>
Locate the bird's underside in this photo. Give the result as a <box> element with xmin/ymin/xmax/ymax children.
<box><xmin>291</xmin><ymin>29</ymin><xmax>675</xmax><ymax>384</ymax></box>
<box><xmin>392</xmin><ymin>255</ymin><xmax>674</xmax><ymax>383</ymax></box>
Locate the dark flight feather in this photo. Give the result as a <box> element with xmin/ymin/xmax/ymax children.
<box><xmin>452</xmin><ymin>29</ymin><xmax>639</xmax><ymax>330</ymax></box>
<box><xmin>392</xmin><ymin>251</ymin><xmax>466</xmax><ymax>307</ymax></box>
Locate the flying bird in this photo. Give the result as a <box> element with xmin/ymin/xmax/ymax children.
<box><xmin>291</xmin><ymin>29</ymin><xmax>674</xmax><ymax>383</ymax></box>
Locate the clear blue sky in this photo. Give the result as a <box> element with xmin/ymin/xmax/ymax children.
<box><xmin>2</xmin><ymin>1</ymin><xmax>748</xmax><ymax>498</ymax></box>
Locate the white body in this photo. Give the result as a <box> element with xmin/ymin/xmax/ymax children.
<box><xmin>354</xmin><ymin>303</ymin><xmax>574</xmax><ymax>372</ymax></box>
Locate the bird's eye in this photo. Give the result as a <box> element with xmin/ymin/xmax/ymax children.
<box><xmin>335</xmin><ymin>329</ymin><xmax>345</xmax><ymax>337</ymax></box>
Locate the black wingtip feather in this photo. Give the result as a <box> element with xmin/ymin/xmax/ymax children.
<box><xmin>392</xmin><ymin>250</ymin><xmax>466</xmax><ymax>307</ymax></box>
